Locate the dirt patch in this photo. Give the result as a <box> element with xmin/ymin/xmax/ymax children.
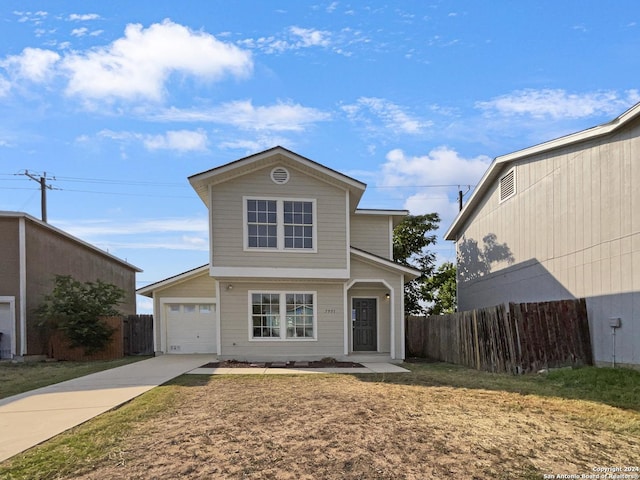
<box><xmin>201</xmin><ymin>360</ymin><xmax>364</xmax><ymax>368</ymax></box>
<box><xmin>61</xmin><ymin>375</ymin><xmax>640</xmax><ymax>479</ymax></box>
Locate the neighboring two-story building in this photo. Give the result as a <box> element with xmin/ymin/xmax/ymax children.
<box><xmin>445</xmin><ymin>102</ymin><xmax>640</xmax><ymax>368</ymax></box>
<box><xmin>138</xmin><ymin>147</ymin><xmax>419</xmax><ymax>362</ymax></box>
<box><xmin>0</xmin><ymin>211</ymin><xmax>140</xmax><ymax>360</ymax></box>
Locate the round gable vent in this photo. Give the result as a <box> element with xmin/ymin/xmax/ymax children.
<box><xmin>271</xmin><ymin>167</ymin><xmax>290</xmax><ymax>185</ymax></box>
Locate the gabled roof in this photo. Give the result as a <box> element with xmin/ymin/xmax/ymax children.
<box><xmin>354</xmin><ymin>208</ymin><xmax>409</xmax><ymax>228</ymax></box>
<box><xmin>0</xmin><ymin>211</ymin><xmax>142</xmax><ymax>272</ymax></box>
<box><xmin>136</xmin><ymin>264</ymin><xmax>209</xmax><ymax>297</ymax></box>
<box><xmin>350</xmin><ymin>246</ymin><xmax>421</xmax><ymax>281</ymax></box>
<box><xmin>445</xmin><ymin>101</ymin><xmax>640</xmax><ymax>241</ymax></box>
<box><xmin>188</xmin><ymin>146</ymin><xmax>367</xmax><ymax>211</ymax></box>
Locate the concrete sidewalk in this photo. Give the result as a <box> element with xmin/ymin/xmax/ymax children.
<box><xmin>0</xmin><ymin>354</ymin><xmax>215</xmax><ymax>462</ymax></box>
<box><xmin>187</xmin><ymin>362</ymin><xmax>410</xmax><ymax>375</ymax></box>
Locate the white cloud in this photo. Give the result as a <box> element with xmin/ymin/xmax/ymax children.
<box><xmin>143</xmin><ymin>129</ymin><xmax>208</xmax><ymax>152</ymax></box>
<box><xmin>1</xmin><ymin>47</ymin><xmax>60</xmax><ymax>83</ymax></box>
<box><xmin>216</xmin><ymin>100</ymin><xmax>330</xmax><ymax>131</ymax></box>
<box><xmin>97</xmin><ymin>128</ymin><xmax>209</xmax><ymax>152</ymax></box>
<box><xmin>476</xmin><ymin>89</ymin><xmax>640</xmax><ymax>120</ymax></box>
<box><xmin>71</xmin><ymin>27</ymin><xmax>88</xmax><ymax>37</ymax></box>
<box><xmin>56</xmin><ymin>217</ymin><xmax>208</xmax><ymax>237</ymax></box>
<box><xmin>154</xmin><ymin>100</ymin><xmax>330</xmax><ymax>132</ymax></box>
<box><xmin>53</xmin><ymin>215</ymin><xmax>211</xmax><ymax>253</ymax></box>
<box><xmin>0</xmin><ymin>76</ymin><xmax>11</xmax><ymax>97</ymax></box>
<box><xmin>62</xmin><ymin>19</ymin><xmax>253</xmax><ymax>102</ymax></box>
<box><xmin>379</xmin><ymin>147</ymin><xmax>491</xmax><ymax>241</ymax></box>
<box><xmin>381</xmin><ymin>146</ymin><xmax>491</xmax><ymax>188</ymax></box>
<box><xmin>13</xmin><ymin>11</ymin><xmax>48</xmax><ymax>24</ymax></box>
<box><xmin>289</xmin><ymin>26</ymin><xmax>331</xmax><ymax>47</ymax></box>
<box><xmin>404</xmin><ymin>191</ymin><xmax>459</xmax><ymax>220</ymax></box>
<box><xmin>342</xmin><ymin>97</ymin><xmax>432</xmax><ymax>135</ymax></box>
<box><xmin>239</xmin><ymin>26</ymin><xmax>332</xmax><ymax>54</ymax></box>
<box><xmin>68</xmin><ymin>13</ymin><xmax>101</xmax><ymax>21</ymax></box>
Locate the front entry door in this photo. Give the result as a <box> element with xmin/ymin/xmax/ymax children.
<box><xmin>353</xmin><ymin>298</ymin><xmax>377</xmax><ymax>351</ymax></box>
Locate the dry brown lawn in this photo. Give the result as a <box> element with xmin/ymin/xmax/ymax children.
<box><xmin>62</xmin><ymin>373</ymin><xmax>640</xmax><ymax>480</ymax></box>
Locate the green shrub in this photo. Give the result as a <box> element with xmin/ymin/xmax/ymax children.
<box><xmin>36</xmin><ymin>275</ymin><xmax>125</xmax><ymax>354</ymax></box>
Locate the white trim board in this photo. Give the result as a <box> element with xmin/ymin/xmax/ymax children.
<box><xmin>0</xmin><ymin>296</ymin><xmax>16</xmax><ymax>358</ymax></box>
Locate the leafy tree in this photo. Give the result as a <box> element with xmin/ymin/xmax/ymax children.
<box><xmin>36</xmin><ymin>275</ymin><xmax>125</xmax><ymax>354</ymax></box>
<box><xmin>393</xmin><ymin>213</ymin><xmax>440</xmax><ymax>316</ymax></box>
<box><xmin>422</xmin><ymin>261</ymin><xmax>457</xmax><ymax>315</ymax></box>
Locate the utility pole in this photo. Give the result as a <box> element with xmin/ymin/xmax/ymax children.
<box><xmin>23</xmin><ymin>170</ymin><xmax>55</xmax><ymax>223</ymax></box>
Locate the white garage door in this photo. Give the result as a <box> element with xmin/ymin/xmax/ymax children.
<box><xmin>0</xmin><ymin>303</ymin><xmax>12</xmax><ymax>359</ymax></box>
<box><xmin>165</xmin><ymin>303</ymin><xmax>216</xmax><ymax>354</ymax></box>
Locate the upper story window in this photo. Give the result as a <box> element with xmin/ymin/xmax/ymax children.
<box><xmin>247</xmin><ymin>200</ymin><xmax>278</xmax><ymax>248</ymax></box>
<box><xmin>244</xmin><ymin>197</ymin><xmax>316</xmax><ymax>252</ymax></box>
<box><xmin>284</xmin><ymin>201</ymin><xmax>313</xmax><ymax>249</ymax></box>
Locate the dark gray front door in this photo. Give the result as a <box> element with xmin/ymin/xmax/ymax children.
<box><xmin>353</xmin><ymin>298</ymin><xmax>377</xmax><ymax>351</ymax></box>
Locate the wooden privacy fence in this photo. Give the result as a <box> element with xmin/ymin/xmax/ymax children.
<box><xmin>123</xmin><ymin>314</ymin><xmax>154</xmax><ymax>356</ymax></box>
<box><xmin>49</xmin><ymin>314</ymin><xmax>154</xmax><ymax>361</ymax></box>
<box><xmin>406</xmin><ymin>298</ymin><xmax>593</xmax><ymax>374</ymax></box>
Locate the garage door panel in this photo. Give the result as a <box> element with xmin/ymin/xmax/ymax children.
<box><xmin>166</xmin><ymin>303</ymin><xmax>216</xmax><ymax>354</ymax></box>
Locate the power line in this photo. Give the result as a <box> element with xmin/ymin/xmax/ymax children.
<box><xmin>54</xmin><ymin>175</ymin><xmax>187</xmax><ymax>188</ymax></box>
<box><xmin>369</xmin><ymin>184</ymin><xmax>474</xmax><ymax>189</ymax></box>
<box><xmin>58</xmin><ymin>187</ymin><xmax>194</xmax><ymax>199</ymax></box>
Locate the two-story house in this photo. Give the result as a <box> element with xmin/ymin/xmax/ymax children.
<box><xmin>138</xmin><ymin>147</ymin><xmax>419</xmax><ymax>362</ymax></box>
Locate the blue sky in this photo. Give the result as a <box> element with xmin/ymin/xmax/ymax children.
<box><xmin>1</xmin><ymin>1</ymin><xmax>639</xmax><ymax>313</ymax></box>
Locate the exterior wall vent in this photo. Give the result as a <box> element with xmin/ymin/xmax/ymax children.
<box><xmin>271</xmin><ymin>167</ymin><xmax>290</xmax><ymax>185</ymax></box>
<box><xmin>499</xmin><ymin>168</ymin><xmax>516</xmax><ymax>203</ymax></box>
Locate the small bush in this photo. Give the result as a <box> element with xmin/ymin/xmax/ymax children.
<box><xmin>36</xmin><ymin>275</ymin><xmax>125</xmax><ymax>354</ymax></box>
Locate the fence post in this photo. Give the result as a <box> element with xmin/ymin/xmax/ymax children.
<box><xmin>472</xmin><ymin>309</ymin><xmax>480</xmax><ymax>370</ymax></box>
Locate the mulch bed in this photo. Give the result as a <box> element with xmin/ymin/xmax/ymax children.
<box><xmin>201</xmin><ymin>360</ymin><xmax>364</xmax><ymax>369</ymax></box>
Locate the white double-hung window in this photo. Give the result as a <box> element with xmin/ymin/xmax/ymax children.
<box><xmin>244</xmin><ymin>197</ymin><xmax>316</xmax><ymax>251</ymax></box>
<box><xmin>249</xmin><ymin>291</ymin><xmax>316</xmax><ymax>340</ymax></box>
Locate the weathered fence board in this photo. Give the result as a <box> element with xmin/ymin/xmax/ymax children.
<box><xmin>407</xmin><ymin>298</ymin><xmax>592</xmax><ymax>374</ymax></box>
<box><xmin>48</xmin><ymin>316</ymin><xmax>124</xmax><ymax>361</ymax></box>
<box><xmin>123</xmin><ymin>314</ymin><xmax>154</xmax><ymax>355</ymax></box>
<box><xmin>49</xmin><ymin>314</ymin><xmax>154</xmax><ymax>361</ymax></box>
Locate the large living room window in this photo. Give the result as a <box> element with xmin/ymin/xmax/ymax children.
<box><xmin>244</xmin><ymin>198</ymin><xmax>316</xmax><ymax>251</ymax></box>
<box><xmin>250</xmin><ymin>291</ymin><xmax>316</xmax><ymax>340</ymax></box>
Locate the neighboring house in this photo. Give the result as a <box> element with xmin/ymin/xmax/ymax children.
<box><xmin>445</xmin><ymin>102</ymin><xmax>640</xmax><ymax>368</ymax></box>
<box><xmin>138</xmin><ymin>146</ymin><xmax>419</xmax><ymax>362</ymax></box>
<box><xmin>0</xmin><ymin>211</ymin><xmax>141</xmax><ymax>359</ymax></box>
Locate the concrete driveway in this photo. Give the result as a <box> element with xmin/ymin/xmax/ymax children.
<box><xmin>0</xmin><ymin>354</ymin><xmax>215</xmax><ymax>462</ymax></box>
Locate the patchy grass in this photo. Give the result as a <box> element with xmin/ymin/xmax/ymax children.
<box><xmin>0</xmin><ymin>378</ymin><xmax>194</xmax><ymax>480</ymax></box>
<box><xmin>392</xmin><ymin>362</ymin><xmax>640</xmax><ymax>412</ymax></box>
<box><xmin>1</xmin><ymin>364</ymin><xmax>639</xmax><ymax>480</ymax></box>
<box><xmin>0</xmin><ymin>357</ymin><xmax>149</xmax><ymax>400</ymax></box>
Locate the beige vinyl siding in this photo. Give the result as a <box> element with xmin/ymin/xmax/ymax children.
<box><xmin>210</xmin><ymin>163</ymin><xmax>348</xmax><ymax>270</ymax></box>
<box><xmin>456</xmin><ymin>116</ymin><xmax>640</xmax><ymax>367</ymax></box>
<box><xmin>350</xmin><ymin>214</ymin><xmax>391</xmax><ymax>258</ymax></box>
<box><xmin>218</xmin><ymin>280</ymin><xmax>344</xmax><ymax>361</ymax></box>
<box><xmin>349</xmin><ymin>256</ymin><xmax>405</xmax><ymax>359</ymax></box>
<box><xmin>0</xmin><ymin>218</ymin><xmax>20</xmax><ymax>310</ymax></box>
